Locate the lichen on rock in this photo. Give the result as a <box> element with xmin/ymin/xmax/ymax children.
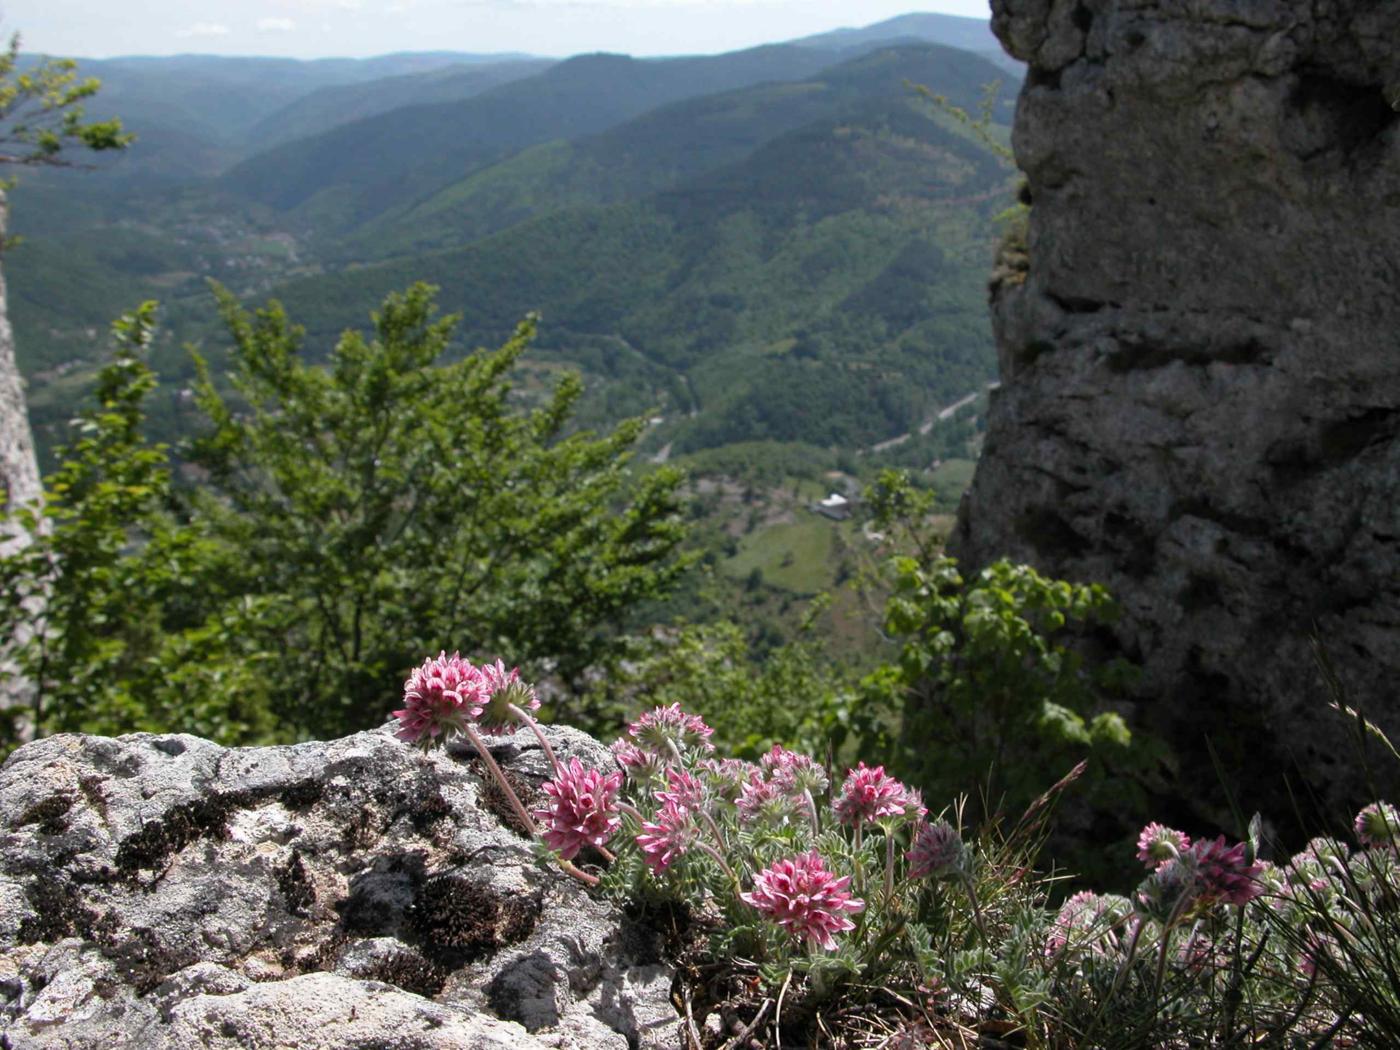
<box><xmin>0</xmin><ymin>724</ymin><xmax>679</xmax><ymax>1048</ymax></box>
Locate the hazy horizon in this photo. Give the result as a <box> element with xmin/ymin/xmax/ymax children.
<box><xmin>1</xmin><ymin>1</ymin><xmax>993</xmax><ymax>61</ymax></box>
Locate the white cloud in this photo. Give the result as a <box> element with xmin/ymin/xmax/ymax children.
<box><xmin>275</xmin><ymin>0</ymin><xmax>363</xmax><ymax>9</ymax></box>
<box><xmin>257</xmin><ymin>16</ymin><xmax>298</xmax><ymax>31</ymax></box>
<box><xmin>175</xmin><ymin>21</ymin><xmax>232</xmax><ymax>38</ymax></box>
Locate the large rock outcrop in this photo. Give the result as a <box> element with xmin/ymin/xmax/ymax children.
<box><xmin>955</xmin><ymin>0</ymin><xmax>1400</xmax><ymax>821</ymax></box>
<box><xmin>0</xmin><ymin>725</ymin><xmax>679</xmax><ymax>1048</ymax></box>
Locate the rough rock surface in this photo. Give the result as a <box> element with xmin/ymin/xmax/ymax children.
<box><xmin>0</xmin><ymin>191</ymin><xmax>41</xmax><ymax>556</ymax></box>
<box><xmin>0</xmin><ymin>724</ymin><xmax>680</xmax><ymax>1049</ymax></box>
<box><xmin>955</xmin><ymin>0</ymin><xmax>1400</xmax><ymax>821</ymax></box>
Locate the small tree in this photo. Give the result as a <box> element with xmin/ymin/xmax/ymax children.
<box><xmin>190</xmin><ymin>282</ymin><xmax>691</xmax><ymax>739</ymax></box>
<box><xmin>0</xmin><ymin>35</ymin><xmax>130</xmax><ymax>169</ymax></box>
<box><xmin>1</xmin><ymin>284</ymin><xmax>692</xmax><ymax>749</ymax></box>
<box><xmin>0</xmin><ymin>304</ymin><xmax>274</xmax><ymax>747</ymax></box>
<box><xmin>862</xmin><ymin>470</ymin><xmax>1143</xmax><ymax>823</ymax></box>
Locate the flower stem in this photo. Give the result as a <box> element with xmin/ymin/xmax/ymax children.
<box><xmin>885</xmin><ymin>833</ymin><xmax>896</xmax><ymax>906</ymax></box>
<box><xmin>698</xmin><ymin>841</ymin><xmax>739</xmax><ymax>883</ymax></box>
<box><xmin>509</xmin><ymin>702</ymin><xmax>564</xmax><ymax>779</ymax></box>
<box><xmin>464</xmin><ymin>723</ymin><xmax>537</xmax><ymax>836</ymax></box>
<box><xmin>664</xmin><ymin>737</ymin><xmax>686</xmax><ymax>769</ymax></box>
<box><xmin>959</xmin><ymin>871</ymin><xmax>989</xmax><ymax>943</ymax></box>
<box><xmin>461</xmin><ymin>723</ymin><xmax>596</xmax><ymax>887</ymax></box>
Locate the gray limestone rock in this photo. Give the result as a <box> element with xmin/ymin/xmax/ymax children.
<box><xmin>957</xmin><ymin>0</ymin><xmax>1400</xmax><ymax>824</ymax></box>
<box><xmin>0</xmin><ymin>724</ymin><xmax>681</xmax><ymax>1049</ymax></box>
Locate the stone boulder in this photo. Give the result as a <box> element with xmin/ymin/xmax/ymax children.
<box><xmin>956</xmin><ymin>0</ymin><xmax>1400</xmax><ymax>824</ymax></box>
<box><xmin>0</xmin><ymin>724</ymin><xmax>680</xmax><ymax>1049</ymax></box>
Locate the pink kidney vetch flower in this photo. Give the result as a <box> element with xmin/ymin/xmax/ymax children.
<box><xmin>1134</xmin><ymin>858</ymin><xmax>1196</xmax><ymax>922</ymax></box>
<box><xmin>655</xmin><ymin>768</ymin><xmax>707</xmax><ymax>809</ymax></box>
<box><xmin>899</xmin><ymin>786</ymin><xmax>928</xmax><ymax>822</ymax></box>
<box><xmin>907</xmin><ymin>818</ymin><xmax>969</xmax><ymax>880</ymax></box>
<box><xmin>535</xmin><ymin>757</ymin><xmax>623</xmax><ymax>860</ymax></box>
<box><xmin>635</xmin><ymin>798</ymin><xmax>698</xmax><ymax>874</ymax></box>
<box><xmin>736</xmin><ymin>772</ymin><xmax>801</xmax><ymax>825</ymax></box>
<box><xmin>473</xmin><ymin>659</ymin><xmax>541</xmax><ymax>736</ymax></box>
<box><xmin>1354</xmin><ymin>802</ymin><xmax>1400</xmax><ymax>848</ymax></box>
<box><xmin>1189</xmin><ymin>835</ymin><xmax>1265</xmax><ymax>907</ymax></box>
<box><xmin>699</xmin><ymin>757</ymin><xmax>761</xmax><ymax>800</ymax></box>
<box><xmin>760</xmin><ymin>744</ymin><xmax>829</xmax><ymax>794</ymax></box>
<box><xmin>628</xmin><ymin>703</ymin><xmax>716</xmax><ymax>757</ymax></box>
<box><xmin>392</xmin><ymin>650</ymin><xmax>488</xmax><ymax>749</ymax></box>
<box><xmin>1136</xmin><ymin>822</ymin><xmax>1191</xmax><ymax>868</ymax></box>
<box><xmin>1349</xmin><ymin>847</ymin><xmax>1400</xmax><ymax>898</ymax></box>
<box><xmin>611</xmin><ymin>738</ymin><xmax>666</xmax><ymax>781</ymax></box>
<box><xmin>740</xmin><ymin>851</ymin><xmax>866</xmax><ymax>951</ymax></box>
<box><xmin>833</xmin><ymin>762</ymin><xmax>918</xmax><ymax>827</ymax></box>
<box><xmin>1044</xmin><ymin>891</ymin><xmax>1133</xmax><ymax>959</ymax></box>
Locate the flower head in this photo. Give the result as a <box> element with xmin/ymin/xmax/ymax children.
<box><xmin>906</xmin><ymin>818</ymin><xmax>968</xmax><ymax>880</ymax></box>
<box><xmin>627</xmin><ymin>703</ymin><xmax>716</xmax><ymax>757</ymax></box>
<box><xmin>535</xmin><ymin>758</ymin><xmax>623</xmax><ymax>860</ymax></box>
<box><xmin>1136</xmin><ymin>823</ymin><xmax>1191</xmax><ymax>868</ymax></box>
<box><xmin>1134</xmin><ymin>859</ymin><xmax>1196</xmax><ymax>923</ymax></box>
<box><xmin>698</xmin><ymin>757</ymin><xmax>760</xmax><ymax>800</ymax></box>
<box><xmin>1045</xmin><ymin>891</ymin><xmax>1130</xmax><ymax>959</ymax></box>
<box><xmin>472</xmin><ymin>659</ymin><xmax>541</xmax><ymax>736</ymax></box>
<box><xmin>740</xmin><ymin>851</ymin><xmax>865</xmax><ymax>951</ymax></box>
<box><xmin>1355</xmin><ymin>802</ymin><xmax>1400</xmax><ymax>849</ymax></box>
<box><xmin>655</xmin><ymin>768</ymin><xmax>707</xmax><ymax>809</ymax></box>
<box><xmin>610</xmin><ymin>738</ymin><xmax>665</xmax><ymax>782</ymax></box>
<box><xmin>635</xmin><ymin>799</ymin><xmax>697</xmax><ymax>874</ymax></box>
<box><xmin>1189</xmin><ymin>835</ymin><xmax>1264</xmax><ymax>906</ymax></box>
<box><xmin>833</xmin><ymin>762</ymin><xmax>917</xmax><ymax>827</ymax></box>
<box><xmin>392</xmin><ymin>651</ymin><xmax>487</xmax><ymax>749</ymax></box>
<box><xmin>760</xmin><ymin>745</ymin><xmax>829</xmax><ymax>795</ymax></box>
<box><xmin>737</xmin><ymin>773</ymin><xmax>800</xmax><ymax>826</ymax></box>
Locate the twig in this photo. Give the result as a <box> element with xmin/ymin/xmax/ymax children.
<box><xmin>719</xmin><ymin>998</ymin><xmax>773</xmax><ymax>1050</ymax></box>
<box><xmin>682</xmin><ymin>983</ymin><xmax>703</xmax><ymax>1050</ymax></box>
<box><xmin>776</xmin><ymin>969</ymin><xmax>793</xmax><ymax>1050</ymax></box>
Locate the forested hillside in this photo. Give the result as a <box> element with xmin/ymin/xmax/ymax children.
<box><xmin>10</xmin><ymin>31</ymin><xmax>1017</xmax><ymax>473</ymax></box>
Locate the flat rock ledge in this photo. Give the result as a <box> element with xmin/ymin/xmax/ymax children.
<box><xmin>0</xmin><ymin>724</ymin><xmax>680</xmax><ymax>1049</ymax></box>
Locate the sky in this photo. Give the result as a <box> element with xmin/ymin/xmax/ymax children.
<box><xmin>2</xmin><ymin>0</ymin><xmax>993</xmax><ymax>60</ymax></box>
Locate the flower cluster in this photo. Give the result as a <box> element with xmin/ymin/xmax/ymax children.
<box><xmin>833</xmin><ymin>762</ymin><xmax>920</xmax><ymax>827</ymax></box>
<box><xmin>1136</xmin><ymin>822</ymin><xmax>1190</xmax><ymax>868</ymax></box>
<box><xmin>907</xmin><ymin>818</ymin><xmax>968</xmax><ymax>880</ymax></box>
<box><xmin>628</xmin><ymin>702</ymin><xmax>716</xmax><ymax>756</ymax></box>
<box><xmin>592</xmin><ymin>704</ymin><xmax>975</xmax><ymax>958</ymax></box>
<box><xmin>1191</xmin><ymin>836</ymin><xmax>1265</xmax><ymax>907</ymax></box>
<box><xmin>388</xmin><ymin>653</ymin><xmax>1400</xmax><ymax>1046</ymax></box>
<box><xmin>1130</xmin><ymin>823</ymin><xmax>1264</xmax><ymax>920</ymax></box>
<box><xmin>739</xmin><ymin>851</ymin><xmax>866</xmax><ymax>951</ymax></box>
<box><xmin>636</xmin><ymin>799</ymin><xmax>697</xmax><ymax>873</ymax></box>
<box><xmin>536</xmin><ymin>757</ymin><xmax>623</xmax><ymax>860</ymax></box>
<box><xmin>392</xmin><ymin>651</ymin><xmax>541</xmax><ymax>747</ymax></box>
<box><xmin>1354</xmin><ymin>802</ymin><xmax>1400</xmax><ymax>848</ymax></box>
<box><xmin>392</xmin><ymin>651</ymin><xmax>487</xmax><ymax>749</ymax></box>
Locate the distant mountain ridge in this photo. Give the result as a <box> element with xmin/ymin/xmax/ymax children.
<box><xmin>335</xmin><ymin>42</ymin><xmax>1011</xmax><ymax>261</ymax></box>
<box><xmin>791</xmin><ymin>12</ymin><xmax>999</xmax><ymax>54</ymax></box>
<box><xmin>8</xmin><ymin>14</ymin><xmax>1018</xmax><ymax>462</ymax></box>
